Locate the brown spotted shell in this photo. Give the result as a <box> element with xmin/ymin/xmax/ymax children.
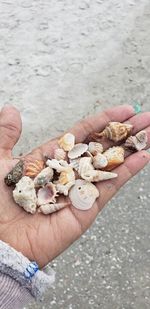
<box><xmin>4</xmin><ymin>160</ymin><xmax>24</xmax><ymax>186</ymax></box>
<box><xmin>92</xmin><ymin>122</ymin><xmax>133</xmax><ymax>142</ymax></box>
<box><xmin>25</xmin><ymin>160</ymin><xmax>45</xmax><ymax>178</ymax></box>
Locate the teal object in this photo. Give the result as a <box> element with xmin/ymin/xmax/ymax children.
<box><xmin>134</xmin><ymin>103</ymin><xmax>142</xmax><ymax>114</ymax></box>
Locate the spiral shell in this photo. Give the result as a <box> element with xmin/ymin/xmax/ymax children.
<box><xmin>38</xmin><ymin>202</ymin><xmax>70</xmax><ymax>215</ymax></box>
<box><xmin>92</xmin><ymin>153</ymin><xmax>108</xmax><ymax>169</ymax></box>
<box><xmin>69</xmin><ymin>179</ymin><xmax>99</xmax><ymax>210</ymax></box>
<box><xmin>34</xmin><ymin>167</ymin><xmax>54</xmax><ymax>188</ymax></box>
<box><xmin>92</xmin><ymin>122</ymin><xmax>133</xmax><ymax>142</ymax></box>
<box><xmin>5</xmin><ymin>160</ymin><xmax>24</xmax><ymax>186</ymax></box>
<box><xmin>25</xmin><ymin>160</ymin><xmax>44</xmax><ymax>178</ymax></box>
<box><xmin>81</xmin><ymin>169</ymin><xmax>118</xmax><ymax>182</ymax></box>
<box><xmin>58</xmin><ymin>133</ymin><xmax>75</xmax><ymax>151</ymax></box>
<box><xmin>103</xmin><ymin>146</ymin><xmax>125</xmax><ymax>171</ymax></box>
<box><xmin>54</xmin><ymin>148</ymin><xmax>66</xmax><ymax>160</ymax></box>
<box><xmin>125</xmin><ymin>130</ymin><xmax>147</xmax><ymax>151</ymax></box>
<box><xmin>88</xmin><ymin>142</ymin><xmax>103</xmax><ymax>156</ymax></box>
<box><xmin>68</xmin><ymin>143</ymin><xmax>88</xmax><ymax>160</ymax></box>
<box><xmin>37</xmin><ymin>183</ymin><xmax>58</xmax><ymax>206</ymax></box>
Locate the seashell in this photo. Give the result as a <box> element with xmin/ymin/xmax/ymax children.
<box><xmin>5</xmin><ymin>160</ymin><xmax>24</xmax><ymax>186</ymax></box>
<box><xmin>54</xmin><ymin>148</ymin><xmax>66</xmax><ymax>161</ymax></box>
<box><xmin>46</xmin><ymin>159</ymin><xmax>69</xmax><ymax>173</ymax></box>
<box><xmin>78</xmin><ymin>157</ymin><xmax>94</xmax><ymax>179</ymax></box>
<box><xmin>56</xmin><ymin>181</ymin><xmax>75</xmax><ymax>196</ymax></box>
<box><xmin>81</xmin><ymin>169</ymin><xmax>118</xmax><ymax>182</ymax></box>
<box><xmin>93</xmin><ymin>153</ymin><xmax>108</xmax><ymax>169</ymax></box>
<box><xmin>25</xmin><ymin>160</ymin><xmax>45</xmax><ymax>178</ymax></box>
<box><xmin>37</xmin><ymin>183</ymin><xmax>58</xmax><ymax>206</ymax></box>
<box><xmin>88</xmin><ymin>142</ymin><xmax>103</xmax><ymax>156</ymax></box>
<box><xmin>69</xmin><ymin>179</ymin><xmax>99</xmax><ymax>210</ymax></box>
<box><xmin>125</xmin><ymin>130</ymin><xmax>147</xmax><ymax>151</ymax></box>
<box><xmin>68</xmin><ymin>143</ymin><xmax>88</xmax><ymax>160</ymax></box>
<box><xmin>103</xmin><ymin>146</ymin><xmax>125</xmax><ymax>171</ymax></box>
<box><xmin>58</xmin><ymin>133</ymin><xmax>75</xmax><ymax>151</ymax></box>
<box><xmin>13</xmin><ymin>176</ymin><xmax>37</xmax><ymax>214</ymax></box>
<box><xmin>92</xmin><ymin>122</ymin><xmax>133</xmax><ymax>142</ymax></box>
<box><xmin>34</xmin><ymin>167</ymin><xmax>54</xmax><ymax>188</ymax></box>
<box><xmin>38</xmin><ymin>202</ymin><xmax>70</xmax><ymax>215</ymax></box>
<box><xmin>69</xmin><ymin>158</ymin><xmax>81</xmax><ymax>172</ymax></box>
<box><xmin>58</xmin><ymin>167</ymin><xmax>75</xmax><ymax>185</ymax></box>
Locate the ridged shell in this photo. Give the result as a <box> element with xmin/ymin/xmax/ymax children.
<box><xmin>38</xmin><ymin>202</ymin><xmax>69</xmax><ymax>215</ymax></box>
<box><xmin>103</xmin><ymin>146</ymin><xmax>125</xmax><ymax>171</ymax></box>
<box><xmin>58</xmin><ymin>133</ymin><xmax>75</xmax><ymax>151</ymax></box>
<box><xmin>56</xmin><ymin>181</ymin><xmax>75</xmax><ymax>196</ymax></box>
<box><xmin>92</xmin><ymin>122</ymin><xmax>133</xmax><ymax>142</ymax></box>
<box><xmin>125</xmin><ymin>130</ymin><xmax>147</xmax><ymax>151</ymax></box>
<box><xmin>46</xmin><ymin>159</ymin><xmax>69</xmax><ymax>172</ymax></box>
<box><xmin>69</xmin><ymin>179</ymin><xmax>99</xmax><ymax>210</ymax></box>
<box><xmin>84</xmin><ymin>170</ymin><xmax>118</xmax><ymax>182</ymax></box>
<box><xmin>25</xmin><ymin>160</ymin><xmax>44</xmax><ymax>177</ymax></box>
<box><xmin>93</xmin><ymin>153</ymin><xmax>108</xmax><ymax>169</ymax></box>
<box><xmin>54</xmin><ymin>148</ymin><xmax>66</xmax><ymax>160</ymax></box>
<box><xmin>13</xmin><ymin>176</ymin><xmax>37</xmax><ymax>214</ymax></box>
<box><xmin>78</xmin><ymin>157</ymin><xmax>94</xmax><ymax>180</ymax></box>
<box><xmin>68</xmin><ymin>143</ymin><xmax>88</xmax><ymax>160</ymax></box>
<box><xmin>58</xmin><ymin>167</ymin><xmax>75</xmax><ymax>185</ymax></box>
<box><xmin>34</xmin><ymin>167</ymin><xmax>54</xmax><ymax>188</ymax></box>
<box><xmin>88</xmin><ymin>142</ymin><xmax>103</xmax><ymax>156</ymax></box>
<box><xmin>37</xmin><ymin>183</ymin><xmax>58</xmax><ymax>206</ymax></box>
<box><xmin>5</xmin><ymin>160</ymin><xmax>24</xmax><ymax>186</ymax></box>
<box><xmin>69</xmin><ymin>158</ymin><xmax>81</xmax><ymax>171</ymax></box>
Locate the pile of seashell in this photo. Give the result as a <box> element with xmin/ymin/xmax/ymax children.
<box><xmin>4</xmin><ymin>122</ymin><xmax>147</xmax><ymax>214</ymax></box>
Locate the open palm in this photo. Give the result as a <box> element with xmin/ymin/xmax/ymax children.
<box><xmin>0</xmin><ymin>105</ymin><xmax>149</xmax><ymax>268</ymax></box>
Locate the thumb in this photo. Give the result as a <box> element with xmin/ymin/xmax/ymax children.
<box><xmin>0</xmin><ymin>105</ymin><xmax>22</xmax><ymax>158</ymax></box>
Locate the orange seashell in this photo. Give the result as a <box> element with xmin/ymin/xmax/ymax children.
<box><xmin>25</xmin><ymin>160</ymin><xmax>45</xmax><ymax>177</ymax></box>
<box><xmin>103</xmin><ymin>146</ymin><xmax>125</xmax><ymax>171</ymax></box>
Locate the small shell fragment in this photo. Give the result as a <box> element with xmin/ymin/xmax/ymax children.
<box><xmin>37</xmin><ymin>183</ymin><xmax>58</xmax><ymax>206</ymax></box>
<box><xmin>69</xmin><ymin>158</ymin><xmax>81</xmax><ymax>172</ymax></box>
<box><xmin>92</xmin><ymin>122</ymin><xmax>133</xmax><ymax>142</ymax></box>
<box><xmin>58</xmin><ymin>133</ymin><xmax>75</xmax><ymax>151</ymax></box>
<box><xmin>13</xmin><ymin>176</ymin><xmax>37</xmax><ymax>214</ymax></box>
<box><xmin>46</xmin><ymin>159</ymin><xmax>69</xmax><ymax>172</ymax></box>
<box><xmin>54</xmin><ymin>148</ymin><xmax>66</xmax><ymax>161</ymax></box>
<box><xmin>103</xmin><ymin>146</ymin><xmax>125</xmax><ymax>170</ymax></box>
<box><xmin>58</xmin><ymin>167</ymin><xmax>75</xmax><ymax>185</ymax></box>
<box><xmin>88</xmin><ymin>142</ymin><xmax>103</xmax><ymax>156</ymax></box>
<box><xmin>69</xmin><ymin>179</ymin><xmax>99</xmax><ymax>210</ymax></box>
<box><xmin>125</xmin><ymin>130</ymin><xmax>147</xmax><ymax>151</ymax></box>
<box><xmin>4</xmin><ymin>160</ymin><xmax>24</xmax><ymax>186</ymax></box>
<box><xmin>93</xmin><ymin>153</ymin><xmax>108</xmax><ymax>169</ymax></box>
<box><xmin>68</xmin><ymin>143</ymin><xmax>88</xmax><ymax>160</ymax></box>
<box><xmin>34</xmin><ymin>167</ymin><xmax>54</xmax><ymax>188</ymax></box>
<box><xmin>38</xmin><ymin>202</ymin><xmax>69</xmax><ymax>215</ymax></box>
<box><xmin>25</xmin><ymin>160</ymin><xmax>44</xmax><ymax>178</ymax></box>
<box><xmin>56</xmin><ymin>181</ymin><xmax>75</xmax><ymax>196</ymax></box>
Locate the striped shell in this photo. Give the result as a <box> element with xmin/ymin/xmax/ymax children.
<box><xmin>25</xmin><ymin>160</ymin><xmax>45</xmax><ymax>178</ymax></box>
<box><xmin>92</xmin><ymin>122</ymin><xmax>133</xmax><ymax>142</ymax></box>
<box><xmin>58</xmin><ymin>133</ymin><xmax>75</xmax><ymax>151</ymax></box>
<box><xmin>125</xmin><ymin>130</ymin><xmax>147</xmax><ymax>151</ymax></box>
<box><xmin>38</xmin><ymin>202</ymin><xmax>69</xmax><ymax>215</ymax></box>
<box><xmin>68</xmin><ymin>143</ymin><xmax>88</xmax><ymax>160</ymax></box>
<box><xmin>88</xmin><ymin>142</ymin><xmax>103</xmax><ymax>156</ymax></box>
<box><xmin>54</xmin><ymin>148</ymin><xmax>66</xmax><ymax>160</ymax></box>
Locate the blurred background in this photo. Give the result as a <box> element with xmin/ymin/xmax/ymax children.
<box><xmin>0</xmin><ymin>1</ymin><xmax>150</xmax><ymax>308</ymax></box>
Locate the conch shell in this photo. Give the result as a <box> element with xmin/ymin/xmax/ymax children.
<box><xmin>34</xmin><ymin>167</ymin><xmax>54</xmax><ymax>188</ymax></box>
<box><xmin>58</xmin><ymin>167</ymin><xmax>75</xmax><ymax>185</ymax></box>
<box><xmin>93</xmin><ymin>153</ymin><xmax>108</xmax><ymax>169</ymax></box>
<box><xmin>92</xmin><ymin>122</ymin><xmax>133</xmax><ymax>142</ymax></box>
<box><xmin>58</xmin><ymin>133</ymin><xmax>75</xmax><ymax>151</ymax></box>
<box><xmin>13</xmin><ymin>176</ymin><xmax>37</xmax><ymax>214</ymax></box>
<box><xmin>38</xmin><ymin>202</ymin><xmax>69</xmax><ymax>215</ymax></box>
<box><xmin>88</xmin><ymin>142</ymin><xmax>103</xmax><ymax>156</ymax></box>
<box><xmin>46</xmin><ymin>159</ymin><xmax>69</xmax><ymax>172</ymax></box>
<box><xmin>56</xmin><ymin>181</ymin><xmax>75</xmax><ymax>196</ymax></box>
<box><xmin>5</xmin><ymin>160</ymin><xmax>24</xmax><ymax>186</ymax></box>
<box><xmin>68</xmin><ymin>143</ymin><xmax>88</xmax><ymax>160</ymax></box>
<box><xmin>54</xmin><ymin>148</ymin><xmax>66</xmax><ymax>160</ymax></box>
<box><xmin>69</xmin><ymin>179</ymin><xmax>99</xmax><ymax>210</ymax></box>
<box><xmin>125</xmin><ymin>130</ymin><xmax>147</xmax><ymax>151</ymax></box>
<box><xmin>25</xmin><ymin>160</ymin><xmax>44</xmax><ymax>177</ymax></box>
<box><xmin>37</xmin><ymin>183</ymin><xmax>58</xmax><ymax>206</ymax></box>
<box><xmin>103</xmin><ymin>146</ymin><xmax>125</xmax><ymax>171</ymax></box>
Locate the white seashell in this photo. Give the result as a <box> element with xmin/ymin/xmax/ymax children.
<box><xmin>58</xmin><ymin>167</ymin><xmax>75</xmax><ymax>185</ymax></box>
<box><xmin>69</xmin><ymin>158</ymin><xmax>81</xmax><ymax>171</ymax></box>
<box><xmin>58</xmin><ymin>133</ymin><xmax>75</xmax><ymax>151</ymax></box>
<box><xmin>37</xmin><ymin>183</ymin><xmax>58</xmax><ymax>206</ymax></box>
<box><xmin>46</xmin><ymin>159</ymin><xmax>69</xmax><ymax>173</ymax></box>
<box><xmin>125</xmin><ymin>130</ymin><xmax>147</xmax><ymax>151</ymax></box>
<box><xmin>78</xmin><ymin>157</ymin><xmax>94</xmax><ymax>179</ymax></box>
<box><xmin>68</xmin><ymin>143</ymin><xmax>88</xmax><ymax>160</ymax></box>
<box><xmin>69</xmin><ymin>179</ymin><xmax>99</xmax><ymax>210</ymax></box>
<box><xmin>13</xmin><ymin>176</ymin><xmax>37</xmax><ymax>214</ymax></box>
<box><xmin>54</xmin><ymin>148</ymin><xmax>66</xmax><ymax>160</ymax></box>
<box><xmin>81</xmin><ymin>169</ymin><xmax>118</xmax><ymax>182</ymax></box>
<box><xmin>88</xmin><ymin>142</ymin><xmax>103</xmax><ymax>156</ymax></box>
<box><xmin>38</xmin><ymin>202</ymin><xmax>69</xmax><ymax>215</ymax></box>
<box><xmin>93</xmin><ymin>153</ymin><xmax>108</xmax><ymax>169</ymax></box>
<box><xmin>34</xmin><ymin>167</ymin><xmax>54</xmax><ymax>188</ymax></box>
<box><xmin>56</xmin><ymin>181</ymin><xmax>75</xmax><ymax>196</ymax></box>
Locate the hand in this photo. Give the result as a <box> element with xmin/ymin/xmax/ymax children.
<box><xmin>0</xmin><ymin>105</ymin><xmax>149</xmax><ymax>268</ymax></box>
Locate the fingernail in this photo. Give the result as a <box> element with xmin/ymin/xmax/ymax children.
<box><xmin>133</xmin><ymin>102</ymin><xmax>142</xmax><ymax>114</ymax></box>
